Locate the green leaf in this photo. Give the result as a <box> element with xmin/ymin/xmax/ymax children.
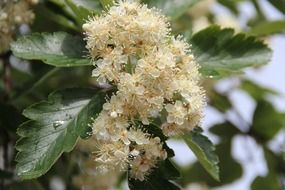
<box><xmin>208</xmin><ymin>90</ymin><xmax>232</xmax><ymax>112</ymax></box>
<box><xmin>240</xmin><ymin>79</ymin><xmax>278</xmax><ymax>100</ymax></box>
<box><xmin>190</xmin><ymin>26</ymin><xmax>272</xmax><ymax>77</ymax></box>
<box><xmin>100</xmin><ymin>0</ymin><xmax>113</xmax><ymax>10</ymax></box>
<box><xmin>12</xmin><ymin>67</ymin><xmax>61</xmax><ymax>100</ymax></box>
<box><xmin>143</xmin><ymin>0</ymin><xmax>198</xmax><ymax>19</ymax></box>
<box><xmin>142</xmin><ymin>123</ymin><xmax>175</xmax><ymax>157</ymax></box>
<box><xmin>11</xmin><ymin>32</ymin><xmax>91</xmax><ymax>67</ymax></box>
<box><xmin>210</xmin><ymin>122</ymin><xmax>240</xmax><ymax>140</ymax></box>
<box><xmin>251</xmin><ymin>173</ymin><xmax>281</xmax><ymax>190</ymax></box>
<box><xmin>217</xmin><ymin>0</ymin><xmax>239</xmax><ymax>15</ymax></box>
<box><xmin>183</xmin><ymin>128</ymin><xmax>220</xmax><ymax>181</ymax></box>
<box><xmin>268</xmin><ymin>0</ymin><xmax>285</xmax><ymax>14</ymax></box>
<box><xmin>33</xmin><ymin>4</ymin><xmax>78</xmax><ymax>31</ymax></box>
<box><xmin>66</xmin><ymin>0</ymin><xmax>102</xmax><ymax>26</ymax></box>
<box><xmin>249</xmin><ymin>20</ymin><xmax>285</xmax><ymax>36</ymax></box>
<box><xmin>128</xmin><ymin>159</ymin><xmax>181</xmax><ymax>190</ymax></box>
<box><xmin>252</xmin><ymin>100</ymin><xmax>285</xmax><ymax>141</ymax></box>
<box><xmin>181</xmin><ymin>141</ymin><xmax>242</xmax><ymax>187</ymax></box>
<box><xmin>15</xmin><ymin>88</ymin><xmax>105</xmax><ymax>179</ymax></box>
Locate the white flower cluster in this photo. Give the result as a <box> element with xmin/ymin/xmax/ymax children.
<box><xmin>83</xmin><ymin>0</ymin><xmax>205</xmax><ymax>181</ymax></box>
<box><xmin>0</xmin><ymin>0</ymin><xmax>38</xmax><ymax>54</ymax></box>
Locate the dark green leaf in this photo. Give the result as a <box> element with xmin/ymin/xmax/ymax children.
<box><xmin>210</xmin><ymin>122</ymin><xmax>240</xmax><ymax>140</ymax></box>
<box><xmin>66</xmin><ymin>0</ymin><xmax>102</xmax><ymax>25</ymax></box>
<box><xmin>143</xmin><ymin>123</ymin><xmax>168</xmax><ymax>142</ymax></box>
<box><xmin>143</xmin><ymin>123</ymin><xmax>175</xmax><ymax>157</ymax></box>
<box><xmin>0</xmin><ymin>103</ymin><xmax>24</xmax><ymax>132</ymax></box>
<box><xmin>268</xmin><ymin>0</ymin><xmax>285</xmax><ymax>14</ymax></box>
<box><xmin>181</xmin><ymin>141</ymin><xmax>242</xmax><ymax>187</ymax></box>
<box><xmin>208</xmin><ymin>90</ymin><xmax>232</xmax><ymax>112</ymax></box>
<box><xmin>15</xmin><ymin>88</ymin><xmax>105</xmax><ymax>179</ymax></box>
<box><xmin>190</xmin><ymin>26</ymin><xmax>272</xmax><ymax>77</ymax></box>
<box><xmin>156</xmin><ymin>159</ymin><xmax>180</xmax><ymax>180</ymax></box>
<box><xmin>143</xmin><ymin>0</ymin><xmax>198</xmax><ymax>19</ymax></box>
<box><xmin>33</xmin><ymin>4</ymin><xmax>78</xmax><ymax>31</ymax></box>
<box><xmin>128</xmin><ymin>159</ymin><xmax>181</xmax><ymax>190</ymax></box>
<box><xmin>0</xmin><ymin>169</ymin><xmax>13</xmax><ymax>179</ymax></box>
<box><xmin>249</xmin><ymin>20</ymin><xmax>285</xmax><ymax>36</ymax></box>
<box><xmin>217</xmin><ymin>0</ymin><xmax>239</xmax><ymax>15</ymax></box>
<box><xmin>252</xmin><ymin>100</ymin><xmax>285</xmax><ymax>141</ymax></box>
<box><xmin>11</xmin><ymin>32</ymin><xmax>91</xmax><ymax>67</ymax></box>
<box><xmin>183</xmin><ymin>128</ymin><xmax>220</xmax><ymax>181</ymax></box>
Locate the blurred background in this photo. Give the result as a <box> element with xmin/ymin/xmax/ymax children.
<box><xmin>1</xmin><ymin>0</ymin><xmax>285</xmax><ymax>190</ymax></box>
<box><xmin>170</xmin><ymin>0</ymin><xmax>285</xmax><ymax>189</ymax></box>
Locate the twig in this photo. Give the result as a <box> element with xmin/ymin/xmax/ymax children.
<box><xmin>1</xmin><ymin>52</ymin><xmax>12</xmax><ymax>100</ymax></box>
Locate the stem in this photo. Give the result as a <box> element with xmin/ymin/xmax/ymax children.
<box><xmin>251</xmin><ymin>0</ymin><xmax>266</xmax><ymax>19</ymax></box>
<box><xmin>4</xmin><ymin>62</ymin><xmax>11</xmax><ymax>95</ymax></box>
<box><xmin>12</xmin><ymin>67</ymin><xmax>61</xmax><ymax>100</ymax></box>
<box><xmin>1</xmin><ymin>52</ymin><xmax>11</xmax><ymax>100</ymax></box>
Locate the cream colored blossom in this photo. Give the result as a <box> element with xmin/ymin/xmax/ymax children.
<box><xmin>129</xmin><ymin>136</ymin><xmax>167</xmax><ymax>181</ymax></box>
<box><xmin>83</xmin><ymin>0</ymin><xmax>206</xmax><ymax>181</ymax></box>
<box><xmin>165</xmin><ymin>101</ymin><xmax>187</xmax><ymax>125</ymax></box>
<box><xmin>92</xmin><ymin>112</ymin><xmax>130</xmax><ymax>142</ymax></box>
<box><xmin>93</xmin><ymin>140</ymin><xmax>129</xmax><ymax>171</ymax></box>
<box><xmin>90</xmin><ymin>126</ymin><xmax>166</xmax><ymax>180</ymax></box>
<box><xmin>103</xmin><ymin>95</ymin><xmax>125</xmax><ymax>118</ymax></box>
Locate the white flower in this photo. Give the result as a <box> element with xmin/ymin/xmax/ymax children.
<box><xmin>129</xmin><ymin>136</ymin><xmax>167</xmax><ymax>181</ymax></box>
<box><xmin>128</xmin><ymin>128</ymin><xmax>149</xmax><ymax>145</ymax></box>
<box><xmin>103</xmin><ymin>95</ymin><xmax>125</xmax><ymax>118</ymax></box>
<box><xmin>93</xmin><ymin>140</ymin><xmax>129</xmax><ymax>171</ymax></box>
<box><xmin>83</xmin><ymin>0</ymin><xmax>206</xmax><ymax>180</ymax></box>
<box><xmin>92</xmin><ymin>112</ymin><xmax>129</xmax><ymax>141</ymax></box>
<box><xmin>165</xmin><ymin>101</ymin><xmax>187</xmax><ymax>125</ymax></box>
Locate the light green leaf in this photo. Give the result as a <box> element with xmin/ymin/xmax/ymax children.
<box><xmin>183</xmin><ymin>128</ymin><xmax>220</xmax><ymax>181</ymax></box>
<box><xmin>143</xmin><ymin>0</ymin><xmax>198</xmax><ymax>19</ymax></box>
<box><xmin>249</xmin><ymin>20</ymin><xmax>285</xmax><ymax>36</ymax></box>
<box><xmin>190</xmin><ymin>26</ymin><xmax>272</xmax><ymax>77</ymax></box>
<box><xmin>251</xmin><ymin>173</ymin><xmax>281</xmax><ymax>190</ymax></box>
<box><xmin>11</xmin><ymin>32</ymin><xmax>91</xmax><ymax>67</ymax></box>
<box><xmin>15</xmin><ymin>88</ymin><xmax>105</xmax><ymax>179</ymax></box>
